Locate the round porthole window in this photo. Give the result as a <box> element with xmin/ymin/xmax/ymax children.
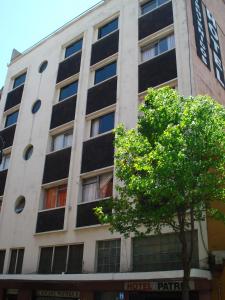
<box><xmin>39</xmin><ymin>60</ymin><xmax>48</xmax><ymax>73</ymax></box>
<box><xmin>15</xmin><ymin>196</ymin><xmax>25</xmax><ymax>214</ymax></box>
<box><xmin>23</xmin><ymin>145</ymin><xmax>33</xmax><ymax>160</ymax></box>
<box><xmin>32</xmin><ymin>99</ymin><xmax>41</xmax><ymax>114</ymax></box>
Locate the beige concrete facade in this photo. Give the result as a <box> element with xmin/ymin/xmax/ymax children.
<box><xmin>0</xmin><ymin>0</ymin><xmax>225</xmax><ymax>299</ymax></box>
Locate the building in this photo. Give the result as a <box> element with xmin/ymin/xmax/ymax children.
<box><xmin>0</xmin><ymin>0</ymin><xmax>225</xmax><ymax>299</ymax></box>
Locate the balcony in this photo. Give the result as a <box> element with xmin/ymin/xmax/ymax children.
<box><xmin>86</xmin><ymin>77</ymin><xmax>117</xmax><ymax>115</ymax></box>
<box><xmin>81</xmin><ymin>133</ymin><xmax>114</xmax><ymax>173</ymax></box>
<box><xmin>138</xmin><ymin>49</ymin><xmax>177</xmax><ymax>93</ymax></box>
<box><xmin>36</xmin><ymin>207</ymin><xmax>65</xmax><ymax>233</ymax></box>
<box><xmin>91</xmin><ymin>30</ymin><xmax>119</xmax><ymax>65</ymax></box>
<box><xmin>56</xmin><ymin>52</ymin><xmax>82</xmax><ymax>83</ymax></box>
<box><xmin>4</xmin><ymin>85</ymin><xmax>24</xmax><ymax>111</ymax></box>
<box><xmin>42</xmin><ymin>147</ymin><xmax>71</xmax><ymax>184</ymax></box>
<box><xmin>50</xmin><ymin>96</ymin><xmax>77</xmax><ymax>129</ymax></box>
<box><xmin>139</xmin><ymin>1</ymin><xmax>173</xmax><ymax>40</ymax></box>
<box><xmin>0</xmin><ymin>125</ymin><xmax>16</xmax><ymax>149</ymax></box>
<box><xmin>0</xmin><ymin>170</ymin><xmax>8</xmax><ymax>196</ymax></box>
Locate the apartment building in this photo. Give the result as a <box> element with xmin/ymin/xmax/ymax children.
<box><xmin>0</xmin><ymin>0</ymin><xmax>225</xmax><ymax>299</ymax></box>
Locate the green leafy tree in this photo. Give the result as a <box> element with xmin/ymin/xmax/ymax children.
<box><xmin>95</xmin><ymin>87</ymin><xmax>225</xmax><ymax>300</ymax></box>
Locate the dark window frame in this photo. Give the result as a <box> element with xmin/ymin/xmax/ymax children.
<box><xmin>0</xmin><ymin>250</ymin><xmax>6</xmax><ymax>274</ymax></box>
<box><xmin>8</xmin><ymin>248</ymin><xmax>24</xmax><ymax>274</ymax></box>
<box><xmin>140</xmin><ymin>0</ymin><xmax>170</xmax><ymax>16</ymax></box>
<box><xmin>94</xmin><ymin>61</ymin><xmax>117</xmax><ymax>85</ymax></box>
<box><xmin>5</xmin><ymin>110</ymin><xmax>19</xmax><ymax>128</ymax></box>
<box><xmin>98</xmin><ymin>18</ymin><xmax>119</xmax><ymax>40</ymax></box>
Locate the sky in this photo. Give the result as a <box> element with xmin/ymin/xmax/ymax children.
<box><xmin>0</xmin><ymin>0</ymin><xmax>101</xmax><ymax>88</ymax></box>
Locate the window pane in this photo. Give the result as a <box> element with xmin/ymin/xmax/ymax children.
<box><xmin>95</xmin><ymin>62</ymin><xmax>117</xmax><ymax>85</ymax></box>
<box><xmin>158</xmin><ymin>0</ymin><xmax>168</xmax><ymax>6</ymax></box>
<box><xmin>8</xmin><ymin>249</ymin><xmax>17</xmax><ymax>274</ymax></box>
<box><xmin>52</xmin><ymin>246</ymin><xmax>67</xmax><ymax>274</ymax></box>
<box><xmin>65</xmin><ymin>39</ymin><xmax>83</xmax><ymax>58</ymax></box>
<box><xmin>99</xmin><ymin>173</ymin><xmax>113</xmax><ymax>198</ymax></box>
<box><xmin>159</xmin><ymin>37</ymin><xmax>168</xmax><ymax>54</ymax></box>
<box><xmin>67</xmin><ymin>244</ymin><xmax>83</xmax><ymax>274</ymax></box>
<box><xmin>0</xmin><ymin>154</ymin><xmax>10</xmax><ymax>171</ymax></box>
<box><xmin>59</xmin><ymin>81</ymin><xmax>78</xmax><ymax>101</ymax></box>
<box><xmin>99</xmin><ymin>112</ymin><xmax>115</xmax><ymax>134</ymax></box>
<box><xmin>13</xmin><ymin>73</ymin><xmax>26</xmax><ymax>89</ymax></box>
<box><xmin>5</xmin><ymin>111</ymin><xmax>19</xmax><ymax>127</ymax></box>
<box><xmin>98</xmin><ymin>18</ymin><xmax>118</xmax><ymax>39</ymax></box>
<box><xmin>57</xmin><ymin>185</ymin><xmax>67</xmax><ymax>207</ymax></box>
<box><xmin>52</xmin><ymin>134</ymin><xmax>63</xmax><ymax>151</ymax></box>
<box><xmin>15</xmin><ymin>249</ymin><xmax>24</xmax><ymax>274</ymax></box>
<box><xmin>141</xmin><ymin>0</ymin><xmax>157</xmax><ymax>15</ymax></box>
<box><xmin>91</xmin><ymin>119</ymin><xmax>99</xmax><ymax>137</ymax></box>
<box><xmin>44</xmin><ymin>188</ymin><xmax>57</xmax><ymax>209</ymax></box>
<box><xmin>38</xmin><ymin>247</ymin><xmax>53</xmax><ymax>274</ymax></box>
<box><xmin>64</xmin><ymin>131</ymin><xmax>73</xmax><ymax>148</ymax></box>
<box><xmin>0</xmin><ymin>250</ymin><xmax>6</xmax><ymax>274</ymax></box>
<box><xmin>167</xmin><ymin>34</ymin><xmax>175</xmax><ymax>49</ymax></box>
<box><xmin>142</xmin><ymin>44</ymin><xmax>156</xmax><ymax>62</ymax></box>
<box><xmin>82</xmin><ymin>177</ymin><xmax>98</xmax><ymax>202</ymax></box>
<box><xmin>97</xmin><ymin>239</ymin><xmax>121</xmax><ymax>273</ymax></box>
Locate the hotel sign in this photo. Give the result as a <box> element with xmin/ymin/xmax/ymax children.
<box><xmin>124</xmin><ymin>281</ymin><xmax>195</xmax><ymax>292</ymax></box>
<box><xmin>36</xmin><ymin>290</ymin><xmax>80</xmax><ymax>298</ymax></box>
<box><xmin>206</xmin><ymin>8</ymin><xmax>225</xmax><ymax>88</ymax></box>
<box><xmin>191</xmin><ymin>0</ymin><xmax>210</xmax><ymax>69</ymax></box>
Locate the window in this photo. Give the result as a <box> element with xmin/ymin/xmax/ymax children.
<box><xmin>141</xmin><ymin>0</ymin><xmax>169</xmax><ymax>15</ymax></box>
<box><xmin>13</xmin><ymin>73</ymin><xmax>26</xmax><ymax>89</ymax></box>
<box><xmin>141</xmin><ymin>34</ymin><xmax>175</xmax><ymax>62</ymax></box>
<box><xmin>52</xmin><ymin>130</ymin><xmax>73</xmax><ymax>152</ymax></box>
<box><xmin>0</xmin><ymin>250</ymin><xmax>6</xmax><ymax>274</ymax></box>
<box><xmin>32</xmin><ymin>99</ymin><xmax>41</xmax><ymax>114</ymax></box>
<box><xmin>59</xmin><ymin>81</ymin><xmax>78</xmax><ymax>102</ymax></box>
<box><xmin>0</xmin><ymin>154</ymin><xmax>10</xmax><ymax>171</ymax></box>
<box><xmin>82</xmin><ymin>172</ymin><xmax>113</xmax><ymax>203</ymax></box>
<box><xmin>65</xmin><ymin>39</ymin><xmax>83</xmax><ymax>58</ymax></box>
<box><xmin>8</xmin><ymin>248</ymin><xmax>24</xmax><ymax>274</ymax></box>
<box><xmin>91</xmin><ymin>112</ymin><xmax>115</xmax><ymax>137</ymax></box>
<box><xmin>5</xmin><ymin>110</ymin><xmax>19</xmax><ymax>127</ymax></box>
<box><xmin>98</xmin><ymin>18</ymin><xmax>118</xmax><ymax>39</ymax></box>
<box><xmin>23</xmin><ymin>145</ymin><xmax>33</xmax><ymax>160</ymax></box>
<box><xmin>43</xmin><ymin>184</ymin><xmax>67</xmax><ymax>210</ymax></box>
<box><xmin>133</xmin><ymin>231</ymin><xmax>199</xmax><ymax>272</ymax></box>
<box><xmin>39</xmin><ymin>61</ymin><xmax>48</xmax><ymax>73</ymax></box>
<box><xmin>94</xmin><ymin>62</ymin><xmax>117</xmax><ymax>85</ymax></box>
<box><xmin>15</xmin><ymin>196</ymin><xmax>26</xmax><ymax>214</ymax></box>
<box><xmin>38</xmin><ymin>244</ymin><xmax>83</xmax><ymax>274</ymax></box>
<box><xmin>97</xmin><ymin>239</ymin><xmax>121</xmax><ymax>273</ymax></box>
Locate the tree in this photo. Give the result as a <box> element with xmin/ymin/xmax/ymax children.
<box><xmin>95</xmin><ymin>87</ymin><xmax>225</xmax><ymax>300</ymax></box>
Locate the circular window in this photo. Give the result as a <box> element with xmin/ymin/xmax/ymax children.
<box><xmin>32</xmin><ymin>99</ymin><xmax>41</xmax><ymax>114</ymax></box>
<box><xmin>15</xmin><ymin>196</ymin><xmax>25</xmax><ymax>214</ymax></box>
<box><xmin>39</xmin><ymin>60</ymin><xmax>48</xmax><ymax>73</ymax></box>
<box><xmin>23</xmin><ymin>145</ymin><xmax>33</xmax><ymax>160</ymax></box>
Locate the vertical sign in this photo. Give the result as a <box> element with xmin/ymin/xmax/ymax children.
<box><xmin>191</xmin><ymin>0</ymin><xmax>210</xmax><ymax>69</ymax></box>
<box><xmin>206</xmin><ymin>8</ymin><xmax>225</xmax><ymax>88</ymax></box>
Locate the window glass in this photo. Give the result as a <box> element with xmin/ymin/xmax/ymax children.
<box><xmin>91</xmin><ymin>112</ymin><xmax>115</xmax><ymax>137</ymax></box>
<box><xmin>95</xmin><ymin>62</ymin><xmax>117</xmax><ymax>85</ymax></box>
<box><xmin>141</xmin><ymin>34</ymin><xmax>175</xmax><ymax>62</ymax></box>
<box><xmin>97</xmin><ymin>239</ymin><xmax>121</xmax><ymax>273</ymax></box>
<box><xmin>82</xmin><ymin>173</ymin><xmax>113</xmax><ymax>203</ymax></box>
<box><xmin>15</xmin><ymin>196</ymin><xmax>25</xmax><ymax>214</ymax></box>
<box><xmin>141</xmin><ymin>0</ymin><xmax>168</xmax><ymax>15</ymax></box>
<box><xmin>98</xmin><ymin>18</ymin><xmax>118</xmax><ymax>39</ymax></box>
<box><xmin>59</xmin><ymin>81</ymin><xmax>78</xmax><ymax>101</ymax></box>
<box><xmin>13</xmin><ymin>73</ymin><xmax>26</xmax><ymax>89</ymax></box>
<box><xmin>32</xmin><ymin>99</ymin><xmax>41</xmax><ymax>114</ymax></box>
<box><xmin>43</xmin><ymin>185</ymin><xmax>67</xmax><ymax>210</ymax></box>
<box><xmin>8</xmin><ymin>249</ymin><xmax>24</xmax><ymax>274</ymax></box>
<box><xmin>65</xmin><ymin>39</ymin><xmax>83</xmax><ymax>58</ymax></box>
<box><xmin>23</xmin><ymin>145</ymin><xmax>33</xmax><ymax>160</ymax></box>
<box><xmin>5</xmin><ymin>111</ymin><xmax>19</xmax><ymax>127</ymax></box>
<box><xmin>0</xmin><ymin>250</ymin><xmax>6</xmax><ymax>274</ymax></box>
<box><xmin>0</xmin><ymin>154</ymin><xmax>10</xmax><ymax>171</ymax></box>
<box><xmin>52</xmin><ymin>130</ymin><xmax>73</xmax><ymax>152</ymax></box>
<box><xmin>39</xmin><ymin>61</ymin><xmax>48</xmax><ymax>73</ymax></box>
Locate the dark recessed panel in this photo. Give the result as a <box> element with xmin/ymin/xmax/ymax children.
<box><xmin>42</xmin><ymin>147</ymin><xmax>71</xmax><ymax>184</ymax></box>
<box><xmin>86</xmin><ymin>77</ymin><xmax>117</xmax><ymax>115</ymax></box>
<box><xmin>81</xmin><ymin>133</ymin><xmax>114</xmax><ymax>173</ymax></box>
<box><xmin>91</xmin><ymin>30</ymin><xmax>119</xmax><ymax>65</ymax></box>
<box><xmin>0</xmin><ymin>250</ymin><xmax>6</xmax><ymax>274</ymax></box>
<box><xmin>138</xmin><ymin>49</ymin><xmax>177</xmax><ymax>93</ymax></box>
<box><xmin>56</xmin><ymin>52</ymin><xmax>82</xmax><ymax>83</ymax></box>
<box><xmin>139</xmin><ymin>2</ymin><xmax>173</xmax><ymax>40</ymax></box>
<box><xmin>0</xmin><ymin>170</ymin><xmax>8</xmax><ymax>196</ymax></box>
<box><xmin>36</xmin><ymin>208</ymin><xmax>65</xmax><ymax>233</ymax></box>
<box><xmin>50</xmin><ymin>96</ymin><xmax>76</xmax><ymax>129</ymax></box>
<box><xmin>4</xmin><ymin>85</ymin><xmax>24</xmax><ymax>111</ymax></box>
<box><xmin>0</xmin><ymin>124</ymin><xmax>16</xmax><ymax>149</ymax></box>
<box><xmin>76</xmin><ymin>199</ymin><xmax>111</xmax><ymax>227</ymax></box>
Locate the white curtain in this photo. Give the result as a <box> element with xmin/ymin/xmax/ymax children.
<box><xmin>82</xmin><ymin>177</ymin><xmax>98</xmax><ymax>202</ymax></box>
<box><xmin>99</xmin><ymin>173</ymin><xmax>113</xmax><ymax>198</ymax></box>
<box><xmin>64</xmin><ymin>133</ymin><xmax>73</xmax><ymax>148</ymax></box>
<box><xmin>142</xmin><ymin>44</ymin><xmax>156</xmax><ymax>62</ymax></box>
<box><xmin>167</xmin><ymin>34</ymin><xmax>175</xmax><ymax>50</ymax></box>
<box><xmin>53</xmin><ymin>134</ymin><xmax>63</xmax><ymax>151</ymax></box>
<box><xmin>91</xmin><ymin>119</ymin><xmax>99</xmax><ymax>137</ymax></box>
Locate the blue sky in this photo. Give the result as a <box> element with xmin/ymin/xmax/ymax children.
<box><xmin>0</xmin><ymin>0</ymin><xmax>101</xmax><ymax>88</ymax></box>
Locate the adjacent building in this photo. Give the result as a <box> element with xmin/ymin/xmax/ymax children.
<box><xmin>0</xmin><ymin>0</ymin><xmax>225</xmax><ymax>300</ymax></box>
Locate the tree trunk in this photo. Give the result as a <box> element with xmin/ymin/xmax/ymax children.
<box><xmin>182</xmin><ymin>267</ymin><xmax>191</xmax><ymax>300</ymax></box>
